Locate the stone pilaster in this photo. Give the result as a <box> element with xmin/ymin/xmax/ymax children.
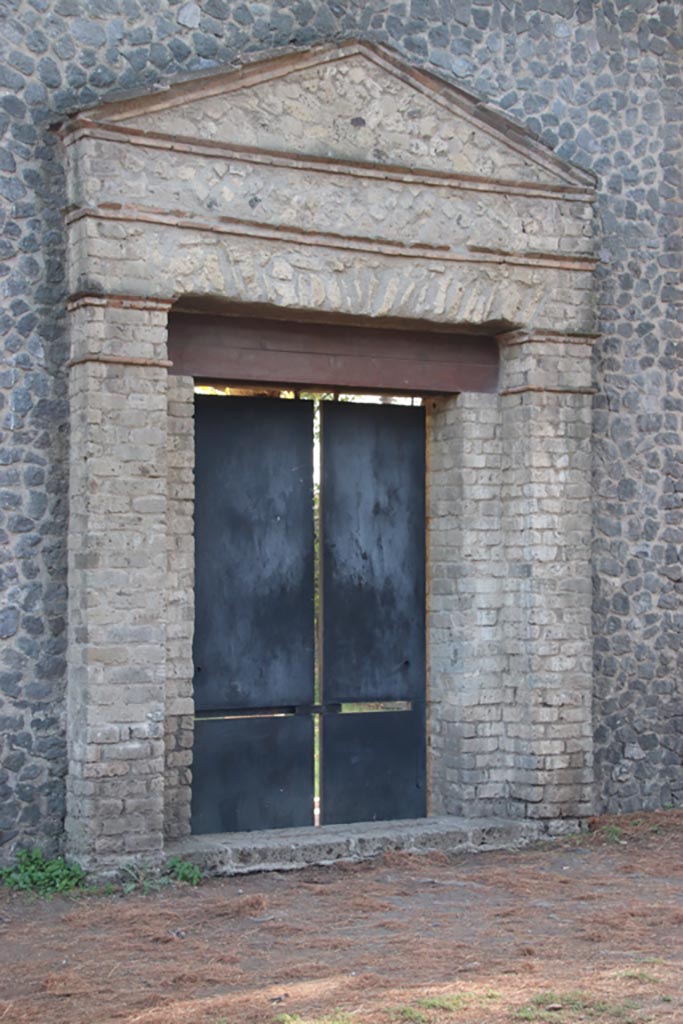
<box><xmin>499</xmin><ymin>331</ymin><xmax>595</xmax><ymax>824</ymax></box>
<box><xmin>65</xmin><ymin>297</ymin><xmax>172</xmax><ymax>869</ymax></box>
<box><xmin>427</xmin><ymin>393</ymin><xmax>511</xmax><ymax>817</ymax></box>
<box><xmin>164</xmin><ymin>374</ymin><xmax>195</xmax><ymax>840</ymax></box>
<box><xmin>428</xmin><ymin>334</ymin><xmax>595</xmax><ymax>825</ymax></box>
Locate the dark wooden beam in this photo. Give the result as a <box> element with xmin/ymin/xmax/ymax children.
<box><xmin>167</xmin><ymin>313</ymin><xmax>499</xmax><ymax>395</ymax></box>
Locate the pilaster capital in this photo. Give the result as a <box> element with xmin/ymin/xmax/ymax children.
<box><xmin>497</xmin><ymin>328</ymin><xmax>597</xmax><ymax>396</ymax></box>
<box><xmin>66</xmin><ymin>292</ymin><xmax>172</xmax><ymax>366</ymax></box>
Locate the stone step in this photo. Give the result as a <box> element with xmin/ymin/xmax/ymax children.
<box><xmin>166</xmin><ymin>816</ymin><xmax>553</xmax><ymax>876</ymax></box>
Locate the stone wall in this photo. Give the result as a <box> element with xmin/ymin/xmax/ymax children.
<box><xmin>1</xmin><ymin>0</ymin><xmax>681</xmax><ymax>859</ymax></box>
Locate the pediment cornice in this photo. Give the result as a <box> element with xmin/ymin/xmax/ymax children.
<box><xmin>62</xmin><ymin>40</ymin><xmax>595</xmax><ymax>192</ymax></box>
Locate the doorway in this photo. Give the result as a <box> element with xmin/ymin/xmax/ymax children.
<box><xmin>191</xmin><ymin>392</ymin><xmax>426</xmax><ymax>834</ymax></box>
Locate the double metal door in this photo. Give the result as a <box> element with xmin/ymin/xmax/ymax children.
<box><xmin>191</xmin><ymin>395</ymin><xmax>425</xmax><ymax>834</ymax></box>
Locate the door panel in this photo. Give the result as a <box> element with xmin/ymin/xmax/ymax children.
<box><xmin>192</xmin><ymin>395</ymin><xmax>315</xmax><ymax>835</ymax></box>
<box><xmin>322</xmin><ymin>705</ymin><xmax>426</xmax><ymax>825</ymax></box>
<box><xmin>321</xmin><ymin>402</ymin><xmax>426</xmax><ymax>825</ymax></box>
<box><xmin>192</xmin><ymin>715</ymin><xmax>314</xmax><ymax>833</ymax></box>
<box><xmin>193</xmin><ymin>395</ymin><xmax>314</xmax><ymax>711</ymax></box>
<box><xmin>321</xmin><ymin>402</ymin><xmax>425</xmax><ymax>703</ymax></box>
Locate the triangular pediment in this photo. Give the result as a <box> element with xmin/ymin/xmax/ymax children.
<box><xmin>82</xmin><ymin>41</ymin><xmax>593</xmax><ymax>188</ymax></box>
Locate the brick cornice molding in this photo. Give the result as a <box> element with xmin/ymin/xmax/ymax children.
<box><xmin>67</xmin><ymin>292</ymin><xmax>174</xmax><ymax>312</ymax></box>
<box><xmin>67</xmin><ymin>353</ymin><xmax>173</xmax><ymax>369</ymax></box>
<box><xmin>497</xmin><ymin>329</ymin><xmax>600</xmax><ymax>347</ymax></box>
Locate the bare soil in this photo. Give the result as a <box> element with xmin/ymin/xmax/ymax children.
<box><xmin>0</xmin><ymin>811</ymin><xmax>681</xmax><ymax>1024</ymax></box>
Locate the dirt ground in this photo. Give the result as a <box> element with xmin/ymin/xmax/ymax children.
<box><xmin>0</xmin><ymin>811</ymin><xmax>681</xmax><ymax>1024</ymax></box>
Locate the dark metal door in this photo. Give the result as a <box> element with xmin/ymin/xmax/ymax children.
<box><xmin>191</xmin><ymin>395</ymin><xmax>426</xmax><ymax>834</ymax></box>
<box><xmin>191</xmin><ymin>395</ymin><xmax>315</xmax><ymax>834</ymax></box>
<box><xmin>320</xmin><ymin>402</ymin><xmax>426</xmax><ymax>824</ymax></box>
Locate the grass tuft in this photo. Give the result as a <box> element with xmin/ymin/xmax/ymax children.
<box><xmin>616</xmin><ymin>969</ymin><xmax>656</xmax><ymax>983</ymax></box>
<box><xmin>415</xmin><ymin>994</ymin><xmax>472</xmax><ymax>1012</ymax></box>
<box><xmin>390</xmin><ymin>1009</ymin><xmax>427</xmax><ymax>1024</ymax></box>
<box><xmin>513</xmin><ymin>990</ymin><xmax>641</xmax><ymax>1023</ymax></box>
<box><xmin>275</xmin><ymin>1013</ymin><xmax>355</xmax><ymax>1024</ymax></box>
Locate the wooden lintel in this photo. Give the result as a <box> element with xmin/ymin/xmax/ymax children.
<box><xmin>168</xmin><ymin>313</ymin><xmax>499</xmax><ymax>396</ymax></box>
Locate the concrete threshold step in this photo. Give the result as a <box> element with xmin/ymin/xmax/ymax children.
<box><xmin>166</xmin><ymin>816</ymin><xmax>554</xmax><ymax>876</ymax></box>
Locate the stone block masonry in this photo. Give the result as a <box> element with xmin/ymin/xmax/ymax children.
<box><xmin>428</xmin><ymin>333</ymin><xmax>594</xmax><ymax>823</ymax></box>
<box><xmin>498</xmin><ymin>337</ymin><xmax>594</xmax><ymax>822</ymax></box>
<box><xmin>428</xmin><ymin>390</ymin><xmax>510</xmax><ymax>818</ymax></box>
<box><xmin>65</xmin><ymin>300</ymin><xmax>170</xmax><ymax>867</ymax></box>
<box><xmin>164</xmin><ymin>374</ymin><xmax>195</xmax><ymax>842</ymax></box>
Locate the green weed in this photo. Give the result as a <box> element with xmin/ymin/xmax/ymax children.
<box><xmin>0</xmin><ymin>848</ymin><xmax>86</xmax><ymax>897</ymax></box>
<box><xmin>166</xmin><ymin>855</ymin><xmax>202</xmax><ymax>886</ymax></box>
<box><xmin>120</xmin><ymin>863</ymin><xmax>171</xmax><ymax>896</ymax></box>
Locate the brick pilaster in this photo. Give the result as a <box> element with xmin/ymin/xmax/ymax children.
<box><xmin>65</xmin><ymin>298</ymin><xmax>172</xmax><ymax>868</ymax></box>
<box><xmin>499</xmin><ymin>332</ymin><xmax>595</xmax><ymax>823</ymax></box>
<box><xmin>164</xmin><ymin>374</ymin><xmax>195</xmax><ymax>840</ymax></box>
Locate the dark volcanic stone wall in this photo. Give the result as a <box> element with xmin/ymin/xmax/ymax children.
<box><xmin>0</xmin><ymin>0</ymin><xmax>681</xmax><ymax>857</ymax></box>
